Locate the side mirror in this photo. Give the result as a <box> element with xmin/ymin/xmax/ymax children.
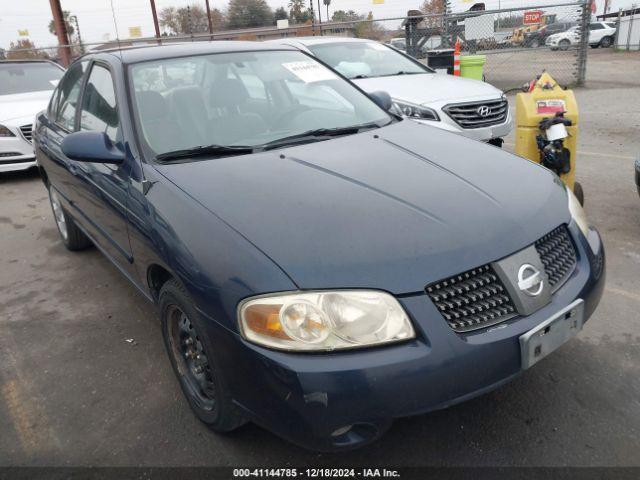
<box><xmin>369</xmin><ymin>90</ymin><xmax>393</xmax><ymax>112</ymax></box>
<box><xmin>61</xmin><ymin>131</ymin><xmax>125</xmax><ymax>164</ymax></box>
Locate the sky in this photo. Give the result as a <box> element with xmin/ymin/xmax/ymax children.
<box><xmin>1</xmin><ymin>0</ymin><xmax>635</xmax><ymax>50</ymax></box>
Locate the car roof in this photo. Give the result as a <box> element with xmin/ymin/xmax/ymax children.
<box><xmin>267</xmin><ymin>36</ymin><xmax>376</xmax><ymax>48</ymax></box>
<box><xmin>84</xmin><ymin>41</ymin><xmax>298</xmax><ymax>65</ymax></box>
<box><xmin>0</xmin><ymin>59</ymin><xmax>63</xmax><ymax>68</ymax></box>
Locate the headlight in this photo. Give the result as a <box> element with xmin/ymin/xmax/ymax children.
<box><xmin>567</xmin><ymin>186</ymin><xmax>589</xmax><ymax>236</ymax></box>
<box><xmin>238</xmin><ymin>290</ymin><xmax>415</xmax><ymax>351</ymax></box>
<box><xmin>392</xmin><ymin>101</ymin><xmax>440</xmax><ymax>121</ymax></box>
<box><xmin>0</xmin><ymin>125</ymin><xmax>15</xmax><ymax>137</ymax></box>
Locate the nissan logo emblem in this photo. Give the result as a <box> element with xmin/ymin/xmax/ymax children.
<box><xmin>517</xmin><ymin>264</ymin><xmax>544</xmax><ymax>297</ymax></box>
<box><xmin>476</xmin><ymin>105</ymin><xmax>491</xmax><ymax>117</ymax></box>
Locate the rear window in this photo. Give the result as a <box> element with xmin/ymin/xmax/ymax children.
<box><xmin>0</xmin><ymin>62</ymin><xmax>64</xmax><ymax>95</ymax></box>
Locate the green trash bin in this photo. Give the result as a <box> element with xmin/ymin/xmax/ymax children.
<box><xmin>460</xmin><ymin>55</ymin><xmax>486</xmax><ymax>81</ymax></box>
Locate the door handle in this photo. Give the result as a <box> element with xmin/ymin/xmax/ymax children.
<box><xmin>68</xmin><ymin>163</ymin><xmax>79</xmax><ymax>176</ymax></box>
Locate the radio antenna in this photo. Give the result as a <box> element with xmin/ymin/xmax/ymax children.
<box><xmin>109</xmin><ymin>0</ymin><xmax>124</xmax><ymax>60</ymax></box>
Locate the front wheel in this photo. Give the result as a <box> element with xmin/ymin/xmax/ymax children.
<box><xmin>48</xmin><ymin>187</ymin><xmax>92</xmax><ymax>251</ymax></box>
<box><xmin>160</xmin><ymin>279</ymin><xmax>247</xmax><ymax>432</ymax></box>
<box><xmin>559</xmin><ymin>39</ymin><xmax>571</xmax><ymax>51</ymax></box>
<box><xmin>529</xmin><ymin>38</ymin><xmax>540</xmax><ymax>48</ymax></box>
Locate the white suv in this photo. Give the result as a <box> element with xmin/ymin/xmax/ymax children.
<box><xmin>267</xmin><ymin>37</ymin><xmax>512</xmax><ymax>146</ymax></box>
<box><xmin>546</xmin><ymin>22</ymin><xmax>617</xmax><ymax>50</ymax></box>
<box><xmin>0</xmin><ymin>60</ymin><xmax>64</xmax><ymax>173</ymax></box>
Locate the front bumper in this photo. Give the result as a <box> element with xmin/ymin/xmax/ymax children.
<box><xmin>206</xmin><ymin>223</ymin><xmax>604</xmax><ymax>451</ymax></box>
<box><xmin>0</xmin><ymin>128</ymin><xmax>36</xmax><ymax>173</ymax></box>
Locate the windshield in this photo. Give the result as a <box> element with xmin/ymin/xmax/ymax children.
<box><xmin>307</xmin><ymin>41</ymin><xmax>429</xmax><ymax>79</ymax></box>
<box><xmin>0</xmin><ymin>62</ymin><xmax>64</xmax><ymax>95</ymax></box>
<box><xmin>130</xmin><ymin>50</ymin><xmax>391</xmax><ymax>157</ymax></box>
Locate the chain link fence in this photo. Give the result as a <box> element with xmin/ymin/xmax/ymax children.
<box><xmin>375</xmin><ymin>1</ymin><xmax>590</xmax><ymax>89</ymax></box>
<box><xmin>2</xmin><ymin>1</ymin><xmax>592</xmax><ymax>91</ymax></box>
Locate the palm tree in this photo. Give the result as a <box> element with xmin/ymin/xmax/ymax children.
<box><xmin>288</xmin><ymin>0</ymin><xmax>306</xmax><ymax>23</ymax></box>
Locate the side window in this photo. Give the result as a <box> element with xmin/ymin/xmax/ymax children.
<box><xmin>79</xmin><ymin>65</ymin><xmax>119</xmax><ymax>142</ymax></box>
<box><xmin>55</xmin><ymin>61</ymin><xmax>88</xmax><ymax>131</ymax></box>
<box><xmin>589</xmin><ymin>23</ymin><xmax>604</xmax><ymax>30</ymax></box>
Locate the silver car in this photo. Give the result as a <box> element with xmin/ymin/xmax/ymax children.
<box><xmin>267</xmin><ymin>37</ymin><xmax>512</xmax><ymax>145</ymax></box>
<box><xmin>0</xmin><ymin>60</ymin><xmax>65</xmax><ymax>173</ymax></box>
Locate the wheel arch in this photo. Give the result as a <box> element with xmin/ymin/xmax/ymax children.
<box><xmin>147</xmin><ymin>263</ymin><xmax>176</xmax><ymax>302</ymax></box>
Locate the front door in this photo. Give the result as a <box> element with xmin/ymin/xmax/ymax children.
<box><xmin>72</xmin><ymin>62</ymin><xmax>135</xmax><ymax>276</ymax></box>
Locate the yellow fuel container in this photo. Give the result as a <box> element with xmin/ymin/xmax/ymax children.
<box><xmin>515</xmin><ymin>72</ymin><xmax>578</xmax><ymax>192</ymax></box>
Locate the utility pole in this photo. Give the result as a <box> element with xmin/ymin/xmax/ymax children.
<box><xmin>186</xmin><ymin>5</ymin><xmax>193</xmax><ymax>39</ymax></box>
<box><xmin>205</xmin><ymin>0</ymin><xmax>214</xmax><ymax>35</ymax></box>
<box><xmin>150</xmin><ymin>0</ymin><xmax>161</xmax><ymax>43</ymax></box>
<box><xmin>317</xmin><ymin>0</ymin><xmax>323</xmax><ymax>35</ymax></box>
<box><xmin>309</xmin><ymin>0</ymin><xmax>315</xmax><ymax>35</ymax></box>
<box><xmin>49</xmin><ymin>0</ymin><xmax>71</xmax><ymax>66</ymax></box>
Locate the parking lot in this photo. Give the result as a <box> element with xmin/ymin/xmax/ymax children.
<box><xmin>1</xmin><ymin>49</ymin><xmax>639</xmax><ymax>467</ymax></box>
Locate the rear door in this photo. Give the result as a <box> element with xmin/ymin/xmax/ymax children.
<box><xmin>73</xmin><ymin>61</ymin><xmax>135</xmax><ymax>275</ymax></box>
<box><xmin>588</xmin><ymin>22</ymin><xmax>606</xmax><ymax>43</ymax></box>
<box><xmin>43</xmin><ymin>61</ymin><xmax>89</xmax><ymax>202</ymax></box>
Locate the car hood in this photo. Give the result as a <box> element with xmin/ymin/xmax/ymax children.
<box><xmin>156</xmin><ymin>121</ymin><xmax>570</xmax><ymax>294</ymax></box>
<box><xmin>353</xmin><ymin>73</ymin><xmax>503</xmax><ymax>105</ymax></box>
<box><xmin>0</xmin><ymin>90</ymin><xmax>53</xmax><ymax>124</ymax></box>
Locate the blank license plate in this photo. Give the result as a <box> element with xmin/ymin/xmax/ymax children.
<box><xmin>520</xmin><ymin>299</ymin><xmax>584</xmax><ymax>370</ymax></box>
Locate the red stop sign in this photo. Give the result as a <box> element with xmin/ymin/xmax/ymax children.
<box><xmin>523</xmin><ymin>10</ymin><xmax>543</xmax><ymax>25</ymax></box>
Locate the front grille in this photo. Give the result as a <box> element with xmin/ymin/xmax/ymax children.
<box><xmin>426</xmin><ymin>264</ymin><xmax>517</xmax><ymax>333</ymax></box>
<box><xmin>443</xmin><ymin>98</ymin><xmax>509</xmax><ymax>129</ymax></box>
<box><xmin>20</xmin><ymin>124</ymin><xmax>33</xmax><ymax>143</ymax></box>
<box><xmin>535</xmin><ymin>225</ymin><xmax>577</xmax><ymax>291</ymax></box>
<box><xmin>0</xmin><ymin>152</ymin><xmax>23</xmax><ymax>158</ymax></box>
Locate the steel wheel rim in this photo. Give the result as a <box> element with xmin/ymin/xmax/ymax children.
<box><xmin>50</xmin><ymin>190</ymin><xmax>68</xmax><ymax>241</ymax></box>
<box><xmin>167</xmin><ymin>304</ymin><xmax>216</xmax><ymax>411</ymax></box>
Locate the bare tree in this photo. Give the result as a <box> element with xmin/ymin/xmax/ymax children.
<box><xmin>160</xmin><ymin>5</ymin><xmax>225</xmax><ymax>35</ymax></box>
<box><xmin>420</xmin><ymin>0</ymin><xmax>445</xmax><ymax>27</ymax></box>
<box><xmin>7</xmin><ymin>39</ymin><xmax>49</xmax><ymax>60</ymax></box>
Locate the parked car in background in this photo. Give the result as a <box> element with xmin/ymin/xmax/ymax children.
<box><xmin>35</xmin><ymin>41</ymin><xmax>604</xmax><ymax>452</ymax></box>
<box><xmin>546</xmin><ymin>22</ymin><xmax>617</xmax><ymax>50</ymax></box>
<box><xmin>0</xmin><ymin>59</ymin><xmax>64</xmax><ymax>172</ymax></box>
<box><xmin>587</xmin><ymin>21</ymin><xmax>617</xmax><ymax>48</ymax></box>
<box><xmin>268</xmin><ymin>37</ymin><xmax>512</xmax><ymax>146</ymax></box>
<box><xmin>524</xmin><ymin>21</ymin><xmax>576</xmax><ymax>48</ymax></box>
<box><xmin>386</xmin><ymin>37</ymin><xmax>407</xmax><ymax>51</ymax></box>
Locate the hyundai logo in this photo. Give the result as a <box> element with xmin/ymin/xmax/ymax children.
<box><xmin>517</xmin><ymin>264</ymin><xmax>544</xmax><ymax>297</ymax></box>
<box><xmin>476</xmin><ymin>105</ymin><xmax>491</xmax><ymax>117</ymax></box>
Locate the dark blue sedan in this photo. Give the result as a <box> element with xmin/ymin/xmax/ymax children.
<box><xmin>34</xmin><ymin>42</ymin><xmax>605</xmax><ymax>451</ymax></box>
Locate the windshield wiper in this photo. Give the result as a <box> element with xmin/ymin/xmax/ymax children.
<box><xmin>380</xmin><ymin>70</ymin><xmax>424</xmax><ymax>77</ymax></box>
<box><xmin>352</xmin><ymin>74</ymin><xmax>369</xmax><ymax>79</ymax></box>
<box><xmin>258</xmin><ymin>122</ymin><xmax>382</xmax><ymax>151</ymax></box>
<box><xmin>155</xmin><ymin>144</ymin><xmax>254</xmax><ymax>163</ymax></box>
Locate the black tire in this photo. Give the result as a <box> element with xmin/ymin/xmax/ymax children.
<box><xmin>573</xmin><ymin>181</ymin><xmax>584</xmax><ymax>206</ymax></box>
<box><xmin>48</xmin><ymin>186</ymin><xmax>92</xmax><ymax>251</ymax></box>
<box><xmin>530</xmin><ymin>38</ymin><xmax>540</xmax><ymax>48</ymax></box>
<box><xmin>159</xmin><ymin>278</ymin><xmax>247</xmax><ymax>432</ymax></box>
<box><xmin>559</xmin><ymin>39</ymin><xmax>571</xmax><ymax>51</ymax></box>
<box><xmin>600</xmin><ymin>36</ymin><xmax>613</xmax><ymax>48</ymax></box>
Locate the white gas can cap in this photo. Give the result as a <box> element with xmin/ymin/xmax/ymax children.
<box><xmin>546</xmin><ymin>123</ymin><xmax>568</xmax><ymax>141</ymax></box>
